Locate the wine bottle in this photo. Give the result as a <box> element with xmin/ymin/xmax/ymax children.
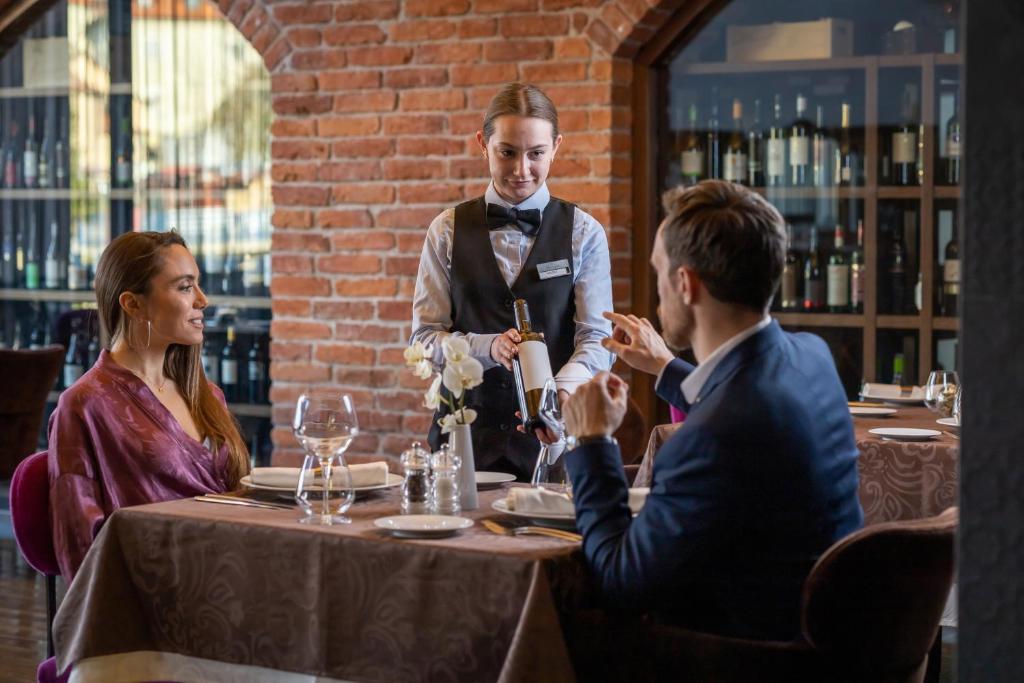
<box><xmin>44</xmin><ymin>219</ymin><xmax>59</xmax><ymax>289</ymax></box>
<box><xmin>781</xmin><ymin>224</ymin><xmax>800</xmax><ymax>311</ymax></box>
<box><xmin>67</xmin><ymin>219</ymin><xmax>88</xmax><ymax>291</ymax></box>
<box><xmin>850</xmin><ymin>219</ymin><xmax>865</xmax><ymax>314</ymax></box>
<box><xmin>892</xmin><ymin>85</ymin><xmax>920</xmax><ymax>186</ymax></box>
<box><xmin>811</xmin><ymin>104</ymin><xmax>831</xmax><ymax>187</ymax></box>
<box><xmin>680</xmin><ymin>103</ymin><xmax>704</xmax><ymax>186</ymax></box>
<box><xmin>944</xmin><ymin>99</ymin><xmax>961</xmax><ymax>185</ymax></box>
<box><xmin>789</xmin><ymin>94</ymin><xmax>811</xmax><ymax>186</ymax></box>
<box><xmin>54</xmin><ymin>115</ymin><xmax>67</xmax><ymax>188</ymax></box>
<box><xmin>723</xmin><ymin>98</ymin><xmax>747</xmax><ymax>185</ymax></box>
<box><xmin>942</xmin><ymin>212</ymin><xmax>960</xmax><ymax>316</ymax></box>
<box><xmin>63</xmin><ymin>328</ymin><xmax>84</xmax><ymax>388</ymax></box>
<box><xmin>888</xmin><ymin>223</ymin><xmax>908</xmax><ymax>313</ymax></box>
<box><xmin>23</xmin><ymin>115</ymin><xmax>38</xmax><ymax>189</ymax></box>
<box><xmin>705</xmin><ymin>88</ymin><xmax>721</xmax><ymax>180</ymax></box>
<box><xmin>220</xmin><ymin>326</ymin><xmax>238</xmax><ymax>402</ymax></box>
<box><xmin>114</xmin><ymin>117</ymin><xmax>131</xmax><ymax>188</ymax></box>
<box><xmin>28</xmin><ymin>307</ymin><xmax>46</xmax><ymax>349</ymax></box>
<box><xmin>247</xmin><ymin>335</ymin><xmax>267</xmax><ymax>404</ymax></box>
<box><xmin>826</xmin><ymin>224</ymin><xmax>850</xmax><ymax>313</ymax></box>
<box><xmin>201</xmin><ymin>337</ymin><xmax>220</xmax><ymax>384</ymax></box>
<box><xmin>834</xmin><ymin>102</ymin><xmax>857</xmax><ymax>186</ymax></box>
<box><xmin>0</xmin><ymin>218</ymin><xmax>14</xmax><ymax>287</ymax></box>
<box><xmin>802</xmin><ymin>228</ymin><xmax>824</xmax><ymax>311</ymax></box>
<box><xmin>766</xmin><ymin>94</ymin><xmax>786</xmax><ymax>187</ymax></box>
<box><xmin>37</xmin><ymin>114</ymin><xmax>51</xmax><ymax>188</ymax></box>
<box><xmin>511</xmin><ymin>299</ymin><xmax>554</xmax><ymax>433</ymax></box>
<box><xmin>86</xmin><ymin>332</ymin><xmax>100</xmax><ymax>369</ymax></box>
<box><xmin>892</xmin><ymin>353</ymin><xmax>905</xmax><ymax>386</ymax></box>
<box><xmin>24</xmin><ymin>205</ymin><xmax>39</xmax><ymax>290</ymax></box>
<box><xmin>4</xmin><ymin>122</ymin><xmax>19</xmax><ymax>188</ymax></box>
<box><xmin>747</xmin><ymin>98</ymin><xmax>764</xmax><ymax>187</ymax></box>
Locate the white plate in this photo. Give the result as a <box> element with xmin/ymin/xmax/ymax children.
<box><xmin>936</xmin><ymin>417</ymin><xmax>960</xmax><ymax>429</ymax></box>
<box><xmin>850</xmin><ymin>406</ymin><xmax>899</xmax><ymax>417</ymax></box>
<box><xmin>869</xmin><ymin>427</ymin><xmax>942</xmax><ymax>442</ymax></box>
<box><xmin>476</xmin><ymin>471</ymin><xmax>517</xmax><ymax>488</ymax></box>
<box><xmin>859</xmin><ymin>387</ymin><xmax>926</xmax><ymax>405</ymax></box>
<box><xmin>492</xmin><ymin>498</ymin><xmax>576</xmax><ymax>527</ymax></box>
<box><xmin>374</xmin><ymin>515</ymin><xmax>473</xmax><ymax>538</ymax></box>
<box><xmin>240</xmin><ymin>472</ymin><xmax>403</xmax><ymax>493</ymax></box>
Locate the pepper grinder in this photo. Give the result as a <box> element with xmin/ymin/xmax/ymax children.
<box><xmin>430</xmin><ymin>443</ymin><xmax>461</xmax><ymax>516</ymax></box>
<box><xmin>400</xmin><ymin>441</ymin><xmax>431</xmax><ymax>515</ymax></box>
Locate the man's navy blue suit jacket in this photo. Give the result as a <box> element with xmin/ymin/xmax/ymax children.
<box><xmin>565</xmin><ymin>321</ymin><xmax>863</xmax><ymax>640</ymax></box>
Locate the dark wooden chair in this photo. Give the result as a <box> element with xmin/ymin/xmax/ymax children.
<box><xmin>0</xmin><ymin>346</ymin><xmax>63</xmax><ymax>477</ymax></box>
<box><xmin>566</xmin><ymin>507</ymin><xmax>957</xmax><ymax>683</ymax></box>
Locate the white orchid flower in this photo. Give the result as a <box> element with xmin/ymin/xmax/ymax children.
<box><xmin>404</xmin><ymin>341</ymin><xmax>435</xmax><ymax>379</ymax></box>
<box><xmin>438</xmin><ymin>407</ymin><xmax>478</xmax><ymax>434</ymax></box>
<box><xmin>441</xmin><ymin>336</ymin><xmax>471</xmax><ymax>364</ymax></box>
<box><xmin>456</xmin><ymin>407</ymin><xmax>477</xmax><ymax>425</ymax></box>
<box><xmin>442</xmin><ymin>357</ymin><xmax>484</xmax><ymax>398</ymax></box>
<box><xmin>423</xmin><ymin>374</ymin><xmax>442</xmax><ymax>410</ymax></box>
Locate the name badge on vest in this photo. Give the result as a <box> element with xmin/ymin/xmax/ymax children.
<box><xmin>537</xmin><ymin>259</ymin><xmax>571</xmax><ymax>280</ymax></box>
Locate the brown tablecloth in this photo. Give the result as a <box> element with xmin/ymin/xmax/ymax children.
<box><xmin>635</xmin><ymin>405</ymin><xmax>958</xmax><ymax>526</ymax></box>
<box><xmin>54</xmin><ymin>487</ymin><xmax>590</xmax><ymax>683</ymax></box>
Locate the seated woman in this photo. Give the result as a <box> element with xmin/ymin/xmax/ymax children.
<box><xmin>48</xmin><ymin>230</ymin><xmax>248</xmax><ymax>583</ymax></box>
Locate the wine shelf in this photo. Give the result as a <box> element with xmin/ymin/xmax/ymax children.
<box><xmin>933</xmin><ymin>317</ymin><xmax>959</xmax><ymax>331</ymax></box>
<box><xmin>877</xmin><ymin>315</ymin><xmax>925</xmax><ymax>329</ymax></box>
<box><xmin>676</xmin><ymin>52</ymin><xmax>964</xmax><ymax>76</ymax></box>
<box><xmin>774</xmin><ymin>313</ymin><xmax>866</xmax><ymax>328</ymax></box>
<box><xmin>46</xmin><ymin>390</ymin><xmax>272</xmax><ymax>418</ymax></box>
<box><xmin>0</xmin><ymin>289</ymin><xmax>271</xmax><ymax>309</ymax></box>
<box><xmin>0</xmin><ymin>86</ymin><xmax>70</xmax><ymax>99</ymax></box>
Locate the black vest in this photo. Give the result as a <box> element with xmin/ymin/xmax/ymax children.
<box><xmin>428</xmin><ymin>196</ymin><xmax>577</xmax><ymax>480</ymax></box>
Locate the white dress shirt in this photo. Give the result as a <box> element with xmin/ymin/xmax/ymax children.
<box><xmin>411</xmin><ymin>182</ymin><xmax>614</xmax><ymax>393</ymax></box>
<box><xmin>668</xmin><ymin>316</ymin><xmax>773</xmax><ymax>405</ymax></box>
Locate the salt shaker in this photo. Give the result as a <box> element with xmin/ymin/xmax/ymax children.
<box><xmin>430</xmin><ymin>443</ymin><xmax>461</xmax><ymax>515</ymax></box>
<box><xmin>400</xmin><ymin>441</ymin><xmax>432</xmax><ymax>515</ymax></box>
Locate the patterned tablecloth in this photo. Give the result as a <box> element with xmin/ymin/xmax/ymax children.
<box><xmin>54</xmin><ymin>487</ymin><xmax>591</xmax><ymax>683</ymax></box>
<box><xmin>634</xmin><ymin>405</ymin><xmax>958</xmax><ymax>526</ymax></box>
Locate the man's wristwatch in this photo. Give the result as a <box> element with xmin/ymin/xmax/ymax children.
<box><xmin>567</xmin><ymin>434</ymin><xmax>618</xmax><ymax>450</ymax></box>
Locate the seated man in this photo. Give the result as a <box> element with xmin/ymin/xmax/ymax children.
<box><xmin>562</xmin><ymin>180</ymin><xmax>863</xmax><ymax>641</ymax></box>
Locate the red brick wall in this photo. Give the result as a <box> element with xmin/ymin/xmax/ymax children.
<box><xmin>214</xmin><ymin>0</ymin><xmax>679</xmax><ymax>464</ymax></box>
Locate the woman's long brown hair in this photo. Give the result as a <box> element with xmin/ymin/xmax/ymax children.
<box><xmin>94</xmin><ymin>230</ymin><xmax>249</xmax><ymax>486</ymax></box>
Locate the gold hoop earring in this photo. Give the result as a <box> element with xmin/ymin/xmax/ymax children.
<box><xmin>143</xmin><ymin>320</ymin><xmax>152</xmax><ymax>350</ymax></box>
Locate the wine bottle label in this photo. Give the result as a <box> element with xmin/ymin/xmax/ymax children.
<box><xmin>221</xmin><ymin>359</ymin><xmax>238</xmax><ymax>384</ymax></box>
<box><xmin>248</xmin><ymin>361</ymin><xmax>264</xmax><ymax>381</ymax></box>
<box><xmin>781</xmin><ymin>267</ymin><xmax>798</xmax><ymax>307</ymax></box>
<box><xmin>44</xmin><ymin>259</ymin><xmax>58</xmax><ymax>288</ymax></box>
<box><xmin>826</xmin><ymin>265</ymin><xmax>851</xmax><ymax>306</ymax></box>
<box><xmin>25</xmin><ymin>263</ymin><xmax>39</xmax><ymax>289</ymax></box>
<box><xmin>766</xmin><ymin>139</ymin><xmax>785</xmax><ymax>176</ymax></box>
<box><xmin>64</xmin><ymin>364</ymin><xmax>84</xmax><ymax>387</ymax></box>
<box><xmin>789</xmin><ymin>136</ymin><xmax>809</xmax><ymax>166</ymax></box>
<box><xmin>946</xmin><ymin>138</ymin><xmax>961</xmax><ymax>158</ymax></box>
<box><xmin>804</xmin><ymin>281</ymin><xmax>824</xmax><ymax>308</ymax></box>
<box><xmin>892</xmin><ymin>132</ymin><xmax>917</xmax><ymax>164</ymax></box>
<box><xmin>851</xmin><ymin>265</ymin><xmax>865</xmax><ymax>305</ymax></box>
<box><xmin>68</xmin><ymin>265</ymin><xmax>85</xmax><ymax>290</ymax></box>
<box><xmin>517</xmin><ymin>339</ymin><xmax>553</xmax><ymax>392</ymax></box>
<box><xmin>944</xmin><ymin>259</ymin><xmax>960</xmax><ymax>284</ymax></box>
<box><xmin>203</xmin><ymin>355</ymin><xmax>219</xmax><ymax>382</ymax></box>
<box><xmin>115</xmin><ymin>161</ymin><xmax>131</xmax><ymax>185</ymax></box>
<box><xmin>24</xmin><ymin>152</ymin><xmax>37</xmax><ymax>180</ymax></box>
<box><xmin>841</xmin><ymin>164</ymin><xmax>852</xmax><ymax>182</ymax></box>
<box><xmin>723</xmin><ymin>151</ymin><xmax>748</xmax><ymax>182</ymax></box>
<box><xmin>681</xmin><ymin>150</ymin><xmax>702</xmax><ymax>176</ymax></box>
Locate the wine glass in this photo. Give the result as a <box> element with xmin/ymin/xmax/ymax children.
<box><xmin>924</xmin><ymin>371</ymin><xmax>960</xmax><ymax>416</ymax></box>
<box><xmin>530</xmin><ymin>378</ymin><xmax>570</xmax><ymax>494</ymax></box>
<box><xmin>293</xmin><ymin>391</ymin><xmax>358</xmax><ymax>525</ymax></box>
<box><xmin>952</xmin><ymin>387</ymin><xmax>962</xmax><ymax>425</ymax></box>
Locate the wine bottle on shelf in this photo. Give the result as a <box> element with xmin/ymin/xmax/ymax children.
<box><xmin>1</xmin><ymin>214</ymin><xmax>14</xmax><ymax>287</ymax></box>
<box><xmin>14</xmin><ymin>209</ymin><xmax>25</xmax><ymax>286</ymax></box>
<box><xmin>220</xmin><ymin>326</ymin><xmax>238</xmax><ymax>402</ymax></box>
<box><xmin>802</xmin><ymin>228</ymin><xmax>824</xmax><ymax>311</ymax></box>
<box><xmin>888</xmin><ymin>223</ymin><xmax>909</xmax><ymax>313</ymax></box>
<box><xmin>201</xmin><ymin>337</ymin><xmax>220</xmax><ymax>384</ymax></box>
<box><xmin>811</xmin><ymin>104</ymin><xmax>831</xmax><ymax>187</ymax></box>
<box><xmin>247</xmin><ymin>336</ymin><xmax>267</xmax><ymax>404</ymax></box>
<box><xmin>789</xmin><ymin>94</ymin><xmax>811</xmax><ymax>187</ymax></box>
<box><xmin>766</xmin><ymin>94</ymin><xmax>786</xmax><ymax>187</ymax></box>
<box><xmin>4</xmin><ymin>122</ymin><xmax>19</xmax><ymax>188</ymax></box>
<box><xmin>28</xmin><ymin>309</ymin><xmax>45</xmax><ymax>349</ymax></box>
<box><xmin>54</xmin><ymin>116</ymin><xmax>67</xmax><ymax>188</ymax></box>
<box><xmin>747</xmin><ymin>98</ymin><xmax>764</xmax><ymax>187</ymax></box>
<box><xmin>63</xmin><ymin>327</ymin><xmax>84</xmax><ymax>389</ymax></box>
<box><xmin>892</xmin><ymin>353</ymin><xmax>905</xmax><ymax>386</ymax></box>
<box><xmin>705</xmin><ymin>88</ymin><xmax>721</xmax><ymax>180</ymax></box>
<box><xmin>511</xmin><ymin>299</ymin><xmax>554</xmax><ymax>433</ymax></box>
<box><xmin>37</xmin><ymin>114</ymin><xmax>51</xmax><ymax>189</ymax></box>
<box><xmin>221</xmin><ymin>221</ymin><xmax>239</xmax><ymax>296</ymax></box>
<box><xmin>942</xmin><ymin>212</ymin><xmax>960</xmax><ymax>316</ymax></box>
<box><xmin>680</xmin><ymin>103</ymin><xmax>704</xmax><ymax>186</ymax></box>
<box><xmin>44</xmin><ymin>220</ymin><xmax>59</xmax><ymax>289</ymax></box>
<box><xmin>850</xmin><ymin>219</ymin><xmax>865</xmax><ymax>314</ymax></box>
<box><xmin>723</xmin><ymin>98</ymin><xmax>747</xmax><ymax>185</ymax></box>
<box><xmin>892</xmin><ymin>84</ymin><xmax>920</xmax><ymax>186</ymax></box>
<box><xmin>826</xmin><ymin>225</ymin><xmax>850</xmax><ymax>313</ymax></box>
<box><xmin>114</xmin><ymin>117</ymin><xmax>132</xmax><ymax>188</ymax></box>
<box><xmin>944</xmin><ymin>98</ymin><xmax>961</xmax><ymax>185</ymax></box>
<box><xmin>23</xmin><ymin>115</ymin><xmax>38</xmax><ymax>189</ymax></box>
<box><xmin>67</xmin><ymin>220</ymin><xmax>88</xmax><ymax>291</ymax></box>
<box><xmin>24</xmin><ymin>206</ymin><xmax>40</xmax><ymax>290</ymax></box>
<box><xmin>781</xmin><ymin>224</ymin><xmax>800</xmax><ymax>311</ymax></box>
<box><xmin>834</xmin><ymin>102</ymin><xmax>857</xmax><ymax>186</ymax></box>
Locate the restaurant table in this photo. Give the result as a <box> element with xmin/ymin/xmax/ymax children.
<box><xmin>634</xmin><ymin>405</ymin><xmax>958</xmax><ymax>525</ymax></box>
<box><xmin>53</xmin><ymin>486</ymin><xmax>592</xmax><ymax>683</ymax></box>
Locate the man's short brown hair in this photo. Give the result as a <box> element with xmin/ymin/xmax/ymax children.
<box><xmin>660</xmin><ymin>180</ymin><xmax>785</xmax><ymax>312</ymax></box>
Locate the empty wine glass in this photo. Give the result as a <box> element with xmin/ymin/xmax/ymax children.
<box><xmin>531</xmin><ymin>378</ymin><xmax>570</xmax><ymax>494</ymax></box>
<box><xmin>293</xmin><ymin>391</ymin><xmax>358</xmax><ymax>525</ymax></box>
<box><xmin>924</xmin><ymin>371</ymin><xmax>960</xmax><ymax>416</ymax></box>
<box><xmin>952</xmin><ymin>387</ymin><xmax>962</xmax><ymax>424</ymax></box>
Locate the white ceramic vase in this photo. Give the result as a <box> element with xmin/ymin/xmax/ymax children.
<box><xmin>450</xmin><ymin>423</ymin><xmax>478</xmax><ymax>511</ymax></box>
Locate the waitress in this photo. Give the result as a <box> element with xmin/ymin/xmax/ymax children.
<box><xmin>411</xmin><ymin>82</ymin><xmax>613</xmax><ymax>480</ymax></box>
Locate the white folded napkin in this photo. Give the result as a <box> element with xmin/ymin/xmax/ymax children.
<box><xmin>860</xmin><ymin>383</ymin><xmax>925</xmax><ymax>400</ymax></box>
<box><xmin>250</xmin><ymin>462</ymin><xmax>389</xmax><ymax>489</ymax></box>
<box><xmin>506</xmin><ymin>487</ymin><xmax>651</xmax><ymax>515</ymax></box>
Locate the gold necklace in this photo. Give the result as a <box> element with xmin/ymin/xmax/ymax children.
<box><xmin>133</xmin><ymin>370</ymin><xmax>168</xmax><ymax>393</ymax></box>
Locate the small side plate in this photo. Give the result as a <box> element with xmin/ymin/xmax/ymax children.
<box><xmin>374</xmin><ymin>515</ymin><xmax>474</xmax><ymax>539</ymax></box>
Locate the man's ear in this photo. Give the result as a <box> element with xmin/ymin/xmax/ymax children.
<box><xmin>677</xmin><ymin>266</ymin><xmax>700</xmax><ymax>306</ymax></box>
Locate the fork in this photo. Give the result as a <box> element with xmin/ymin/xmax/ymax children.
<box><xmin>481</xmin><ymin>519</ymin><xmax>581</xmax><ymax>542</ymax></box>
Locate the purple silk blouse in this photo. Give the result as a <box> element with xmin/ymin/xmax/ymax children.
<box><xmin>48</xmin><ymin>349</ymin><xmax>233</xmax><ymax>583</ymax></box>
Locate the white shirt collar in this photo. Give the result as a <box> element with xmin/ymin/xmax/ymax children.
<box><xmin>681</xmin><ymin>316</ymin><xmax>772</xmax><ymax>404</ymax></box>
<box><xmin>485</xmin><ymin>181</ymin><xmax>550</xmax><ymax>214</ymax></box>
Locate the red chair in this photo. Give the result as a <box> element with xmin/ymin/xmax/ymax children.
<box><xmin>11</xmin><ymin>450</ymin><xmax>66</xmax><ymax>683</ymax></box>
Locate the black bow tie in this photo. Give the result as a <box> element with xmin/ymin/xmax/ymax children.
<box><xmin>486</xmin><ymin>203</ymin><xmax>542</xmax><ymax>237</ymax></box>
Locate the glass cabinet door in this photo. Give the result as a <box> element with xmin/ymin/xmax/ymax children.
<box><xmin>1</xmin><ymin>0</ymin><xmax>273</xmax><ymax>464</ymax></box>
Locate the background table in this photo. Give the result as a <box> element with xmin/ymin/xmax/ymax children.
<box><xmin>635</xmin><ymin>405</ymin><xmax>958</xmax><ymax>525</ymax></box>
<box><xmin>54</xmin><ymin>487</ymin><xmax>589</xmax><ymax>683</ymax></box>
